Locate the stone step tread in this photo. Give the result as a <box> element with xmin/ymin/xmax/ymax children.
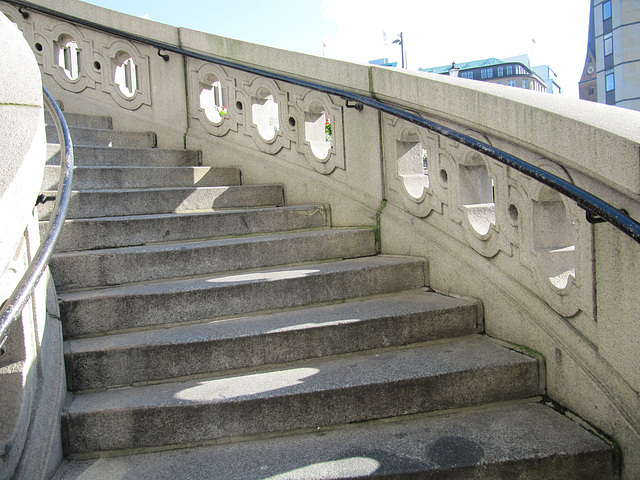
<box><xmin>47</xmin><ymin>144</ymin><xmax>202</xmax><ymax>167</ymax></box>
<box><xmin>42</xmin><ymin>165</ymin><xmax>242</xmax><ymax>190</ymax></box>
<box><xmin>65</xmin><ymin>290</ymin><xmax>477</xmax><ymax>390</ymax></box>
<box><xmin>58</xmin><ymin>256</ymin><xmax>423</xmax><ymax>303</ymax></box>
<box><xmin>58</xmin><ymin>255</ymin><xmax>426</xmax><ymax>337</ymax></box>
<box><xmin>56</xmin><ymin>402</ymin><xmax>614</xmax><ymax>479</ymax></box>
<box><xmin>52</xmin><ymin>228</ymin><xmax>376</xmax><ymax>291</ymax></box>
<box><xmin>46</xmin><ymin>205</ymin><xmax>329</xmax><ymax>252</ymax></box>
<box><xmin>67</xmin><ymin>336</ymin><xmax>534</xmax><ymax>411</ymax></box>
<box><xmin>46</xmin><ymin>125</ymin><xmax>157</xmax><ymax>148</ymax></box>
<box><xmin>54</xmin><ymin>226</ymin><xmax>356</xmax><ymax>258</ymax></box>
<box><xmin>38</xmin><ymin>185</ymin><xmax>285</xmax><ymax>220</ymax></box>
<box><xmin>63</xmin><ymin>336</ymin><xmax>540</xmax><ymax>455</ymax></box>
<box><xmin>45</xmin><ymin>111</ymin><xmax>113</xmax><ymax>129</ymax></box>
<box><xmin>43</xmin><ymin>184</ymin><xmax>279</xmax><ymax>194</ymax></box>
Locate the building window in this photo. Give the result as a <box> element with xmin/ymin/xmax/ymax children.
<box><xmin>481</xmin><ymin>69</ymin><xmax>487</xmax><ymax>79</ymax></box>
<box><xmin>522</xmin><ymin>79</ymin><xmax>528</xmax><ymax>89</ymax></box>
<box><xmin>508</xmin><ymin>80</ymin><xmax>516</xmax><ymax>87</ymax></box>
<box><xmin>588</xmin><ymin>86</ymin><xmax>595</xmax><ymax>95</ymax></box>
<box><xmin>604</xmin><ymin>33</ymin><xmax>613</xmax><ymax>56</ymax></box>
<box><xmin>603</xmin><ymin>0</ymin><xmax>612</xmax><ymax>20</ymax></box>
<box><xmin>507</xmin><ymin>66</ymin><xmax>513</xmax><ymax>75</ymax></box>
<box><xmin>497</xmin><ymin>67</ymin><xmax>504</xmax><ymax>77</ymax></box>
<box><xmin>605</xmin><ymin>70</ymin><xmax>615</xmax><ymax>91</ymax></box>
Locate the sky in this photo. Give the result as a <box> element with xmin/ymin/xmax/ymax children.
<box><xmin>80</xmin><ymin>0</ymin><xmax>591</xmax><ymax>97</ymax></box>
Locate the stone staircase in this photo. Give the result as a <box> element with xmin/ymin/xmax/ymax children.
<box><xmin>44</xmin><ymin>111</ymin><xmax>615</xmax><ymax>479</ymax></box>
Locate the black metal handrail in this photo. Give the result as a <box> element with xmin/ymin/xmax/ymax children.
<box><xmin>0</xmin><ymin>87</ymin><xmax>74</xmax><ymax>353</ymax></box>
<box><xmin>5</xmin><ymin>0</ymin><xmax>640</xmax><ymax>244</ymax></box>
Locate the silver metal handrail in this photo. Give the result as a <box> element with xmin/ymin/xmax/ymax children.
<box><xmin>0</xmin><ymin>86</ymin><xmax>74</xmax><ymax>353</ymax></box>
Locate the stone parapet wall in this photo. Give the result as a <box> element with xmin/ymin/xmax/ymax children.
<box><xmin>2</xmin><ymin>0</ymin><xmax>640</xmax><ymax>477</ymax></box>
<box><xmin>0</xmin><ymin>11</ymin><xmax>65</xmax><ymax>480</ymax></box>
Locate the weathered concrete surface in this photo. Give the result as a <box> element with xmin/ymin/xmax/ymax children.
<box><xmin>11</xmin><ymin>276</ymin><xmax>67</xmax><ymax>480</ymax></box>
<box><xmin>0</xmin><ymin>11</ymin><xmax>65</xmax><ymax>480</ymax></box>
<box><xmin>59</xmin><ymin>256</ymin><xmax>426</xmax><ymax>337</ymax></box>
<box><xmin>3</xmin><ymin>0</ymin><xmax>631</xmax><ymax>476</ymax></box>
<box><xmin>46</xmin><ymin>125</ymin><xmax>156</xmax><ymax>148</ymax></box>
<box><xmin>63</xmin><ymin>336</ymin><xmax>538</xmax><ymax>455</ymax></box>
<box><xmin>45</xmin><ymin>110</ymin><xmax>113</xmax><ymax>130</ymax></box>
<box><xmin>0</xmin><ymin>13</ymin><xmax>45</xmax><ymax>274</ymax></box>
<box><xmin>37</xmin><ymin>184</ymin><xmax>285</xmax><ymax>219</ymax></box>
<box><xmin>52</xmin><ymin>228</ymin><xmax>376</xmax><ymax>290</ymax></box>
<box><xmin>42</xmin><ymin>165</ymin><xmax>241</xmax><ymax>190</ymax></box>
<box><xmin>46</xmin><ymin>205</ymin><xmax>329</xmax><ymax>252</ymax></box>
<box><xmin>65</xmin><ymin>290</ymin><xmax>476</xmax><ymax>390</ymax></box>
<box><xmin>46</xmin><ymin>145</ymin><xmax>201</xmax><ymax>167</ymax></box>
<box><xmin>55</xmin><ymin>403</ymin><xmax>614</xmax><ymax>479</ymax></box>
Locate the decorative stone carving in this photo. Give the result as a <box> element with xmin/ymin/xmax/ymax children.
<box><xmin>452</xmin><ymin>131</ymin><xmax>509</xmax><ymax>259</ymax></box>
<box><xmin>101</xmin><ymin>39</ymin><xmax>151</xmax><ymax>110</ymax></box>
<box><xmin>242</xmin><ymin>77</ymin><xmax>290</xmax><ymax>155</ymax></box>
<box><xmin>188</xmin><ymin>61</ymin><xmax>239</xmax><ymax>137</ymax></box>
<box><xmin>515</xmin><ymin>160</ymin><xmax>591</xmax><ymax>318</ymax></box>
<box><xmin>1</xmin><ymin>8</ymin><xmax>152</xmax><ymax>111</ymax></box>
<box><xmin>294</xmin><ymin>91</ymin><xmax>345</xmax><ymax>175</ymax></box>
<box><xmin>44</xmin><ymin>23</ymin><xmax>97</xmax><ymax>93</ymax></box>
<box><xmin>383</xmin><ymin>116</ymin><xmax>441</xmax><ymax>218</ymax></box>
<box><xmin>383</xmin><ymin>113</ymin><xmax>591</xmax><ymax>318</ymax></box>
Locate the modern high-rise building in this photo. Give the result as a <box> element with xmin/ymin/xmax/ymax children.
<box><xmin>579</xmin><ymin>0</ymin><xmax>640</xmax><ymax>111</ymax></box>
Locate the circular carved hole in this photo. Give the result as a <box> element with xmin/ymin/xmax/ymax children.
<box><xmin>236</xmin><ymin>101</ymin><xmax>243</xmax><ymax>111</ymax></box>
<box><xmin>508</xmin><ymin>204</ymin><xmax>519</xmax><ymax>223</ymax></box>
<box><xmin>288</xmin><ymin>117</ymin><xmax>296</xmax><ymax>128</ymax></box>
<box><xmin>93</xmin><ymin>61</ymin><xmax>102</xmax><ymax>71</ymax></box>
<box><xmin>439</xmin><ymin>169</ymin><xmax>448</xmax><ymax>184</ymax></box>
<box><xmin>34</xmin><ymin>42</ymin><xmax>43</xmax><ymax>52</ymax></box>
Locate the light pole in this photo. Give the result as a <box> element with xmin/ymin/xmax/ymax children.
<box><xmin>392</xmin><ymin>32</ymin><xmax>405</xmax><ymax>69</ymax></box>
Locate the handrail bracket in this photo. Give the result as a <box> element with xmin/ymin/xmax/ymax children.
<box><xmin>344</xmin><ymin>100</ymin><xmax>364</xmax><ymax>111</ymax></box>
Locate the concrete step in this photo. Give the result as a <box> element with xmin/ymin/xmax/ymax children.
<box><xmin>45</xmin><ymin>110</ymin><xmax>112</xmax><ymax>130</ymax></box>
<box><xmin>56</xmin><ymin>402</ymin><xmax>614</xmax><ymax>479</ymax></box>
<box><xmin>47</xmin><ymin>144</ymin><xmax>201</xmax><ymax>167</ymax></box>
<box><xmin>38</xmin><ymin>185</ymin><xmax>284</xmax><ymax>220</ymax></box>
<box><xmin>45</xmin><ymin>205</ymin><xmax>329</xmax><ymax>252</ymax></box>
<box><xmin>59</xmin><ymin>255</ymin><xmax>426</xmax><ymax>338</ymax></box>
<box><xmin>42</xmin><ymin>165</ymin><xmax>242</xmax><ymax>190</ymax></box>
<box><xmin>62</xmin><ymin>335</ymin><xmax>539</xmax><ymax>456</ymax></box>
<box><xmin>46</xmin><ymin>125</ymin><xmax>157</xmax><ymax>148</ymax></box>
<box><xmin>52</xmin><ymin>228</ymin><xmax>376</xmax><ymax>291</ymax></box>
<box><xmin>65</xmin><ymin>290</ymin><xmax>477</xmax><ymax>391</ymax></box>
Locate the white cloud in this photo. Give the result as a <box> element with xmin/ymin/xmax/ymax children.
<box><xmin>141</xmin><ymin>13</ymin><xmax>150</xmax><ymax>20</ymax></box>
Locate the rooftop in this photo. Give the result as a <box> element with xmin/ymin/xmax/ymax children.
<box><xmin>419</xmin><ymin>58</ymin><xmax>504</xmax><ymax>74</ymax></box>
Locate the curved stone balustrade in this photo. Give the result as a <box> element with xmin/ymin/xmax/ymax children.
<box><xmin>2</xmin><ymin>0</ymin><xmax>640</xmax><ymax>477</ymax></box>
<box><xmin>0</xmin><ymin>10</ymin><xmax>65</xmax><ymax>480</ymax></box>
